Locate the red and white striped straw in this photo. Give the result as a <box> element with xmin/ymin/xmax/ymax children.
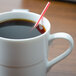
<box><xmin>32</xmin><ymin>2</ymin><xmax>51</xmax><ymax>29</ymax></box>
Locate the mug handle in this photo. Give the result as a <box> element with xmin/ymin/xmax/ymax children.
<box><xmin>47</xmin><ymin>32</ymin><xmax>74</xmax><ymax>71</ymax></box>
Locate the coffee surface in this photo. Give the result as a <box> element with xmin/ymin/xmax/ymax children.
<box><xmin>0</xmin><ymin>19</ymin><xmax>46</xmax><ymax>39</ymax></box>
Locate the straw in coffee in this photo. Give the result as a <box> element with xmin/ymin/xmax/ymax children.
<box><xmin>32</xmin><ymin>2</ymin><xmax>51</xmax><ymax>29</ymax></box>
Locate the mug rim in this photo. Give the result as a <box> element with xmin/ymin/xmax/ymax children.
<box><xmin>0</xmin><ymin>11</ymin><xmax>51</xmax><ymax>41</ymax></box>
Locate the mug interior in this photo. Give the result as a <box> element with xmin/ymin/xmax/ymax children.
<box><xmin>0</xmin><ymin>11</ymin><xmax>51</xmax><ymax>39</ymax></box>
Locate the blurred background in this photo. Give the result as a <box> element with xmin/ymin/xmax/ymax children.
<box><xmin>0</xmin><ymin>0</ymin><xmax>76</xmax><ymax>76</ymax></box>
<box><xmin>54</xmin><ymin>0</ymin><xmax>76</xmax><ymax>2</ymax></box>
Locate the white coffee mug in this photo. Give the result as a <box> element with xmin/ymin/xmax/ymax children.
<box><xmin>0</xmin><ymin>9</ymin><xmax>74</xmax><ymax>76</ymax></box>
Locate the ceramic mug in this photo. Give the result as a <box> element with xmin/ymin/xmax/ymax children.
<box><xmin>0</xmin><ymin>9</ymin><xmax>74</xmax><ymax>76</ymax></box>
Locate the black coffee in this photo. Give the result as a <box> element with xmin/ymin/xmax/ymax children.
<box><xmin>0</xmin><ymin>19</ymin><xmax>46</xmax><ymax>39</ymax></box>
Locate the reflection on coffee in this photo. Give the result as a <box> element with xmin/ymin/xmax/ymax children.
<box><xmin>0</xmin><ymin>19</ymin><xmax>46</xmax><ymax>39</ymax></box>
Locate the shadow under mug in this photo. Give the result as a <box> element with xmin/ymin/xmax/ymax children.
<box><xmin>0</xmin><ymin>9</ymin><xmax>74</xmax><ymax>76</ymax></box>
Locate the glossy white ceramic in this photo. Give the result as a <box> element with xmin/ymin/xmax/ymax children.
<box><xmin>0</xmin><ymin>10</ymin><xmax>74</xmax><ymax>76</ymax></box>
